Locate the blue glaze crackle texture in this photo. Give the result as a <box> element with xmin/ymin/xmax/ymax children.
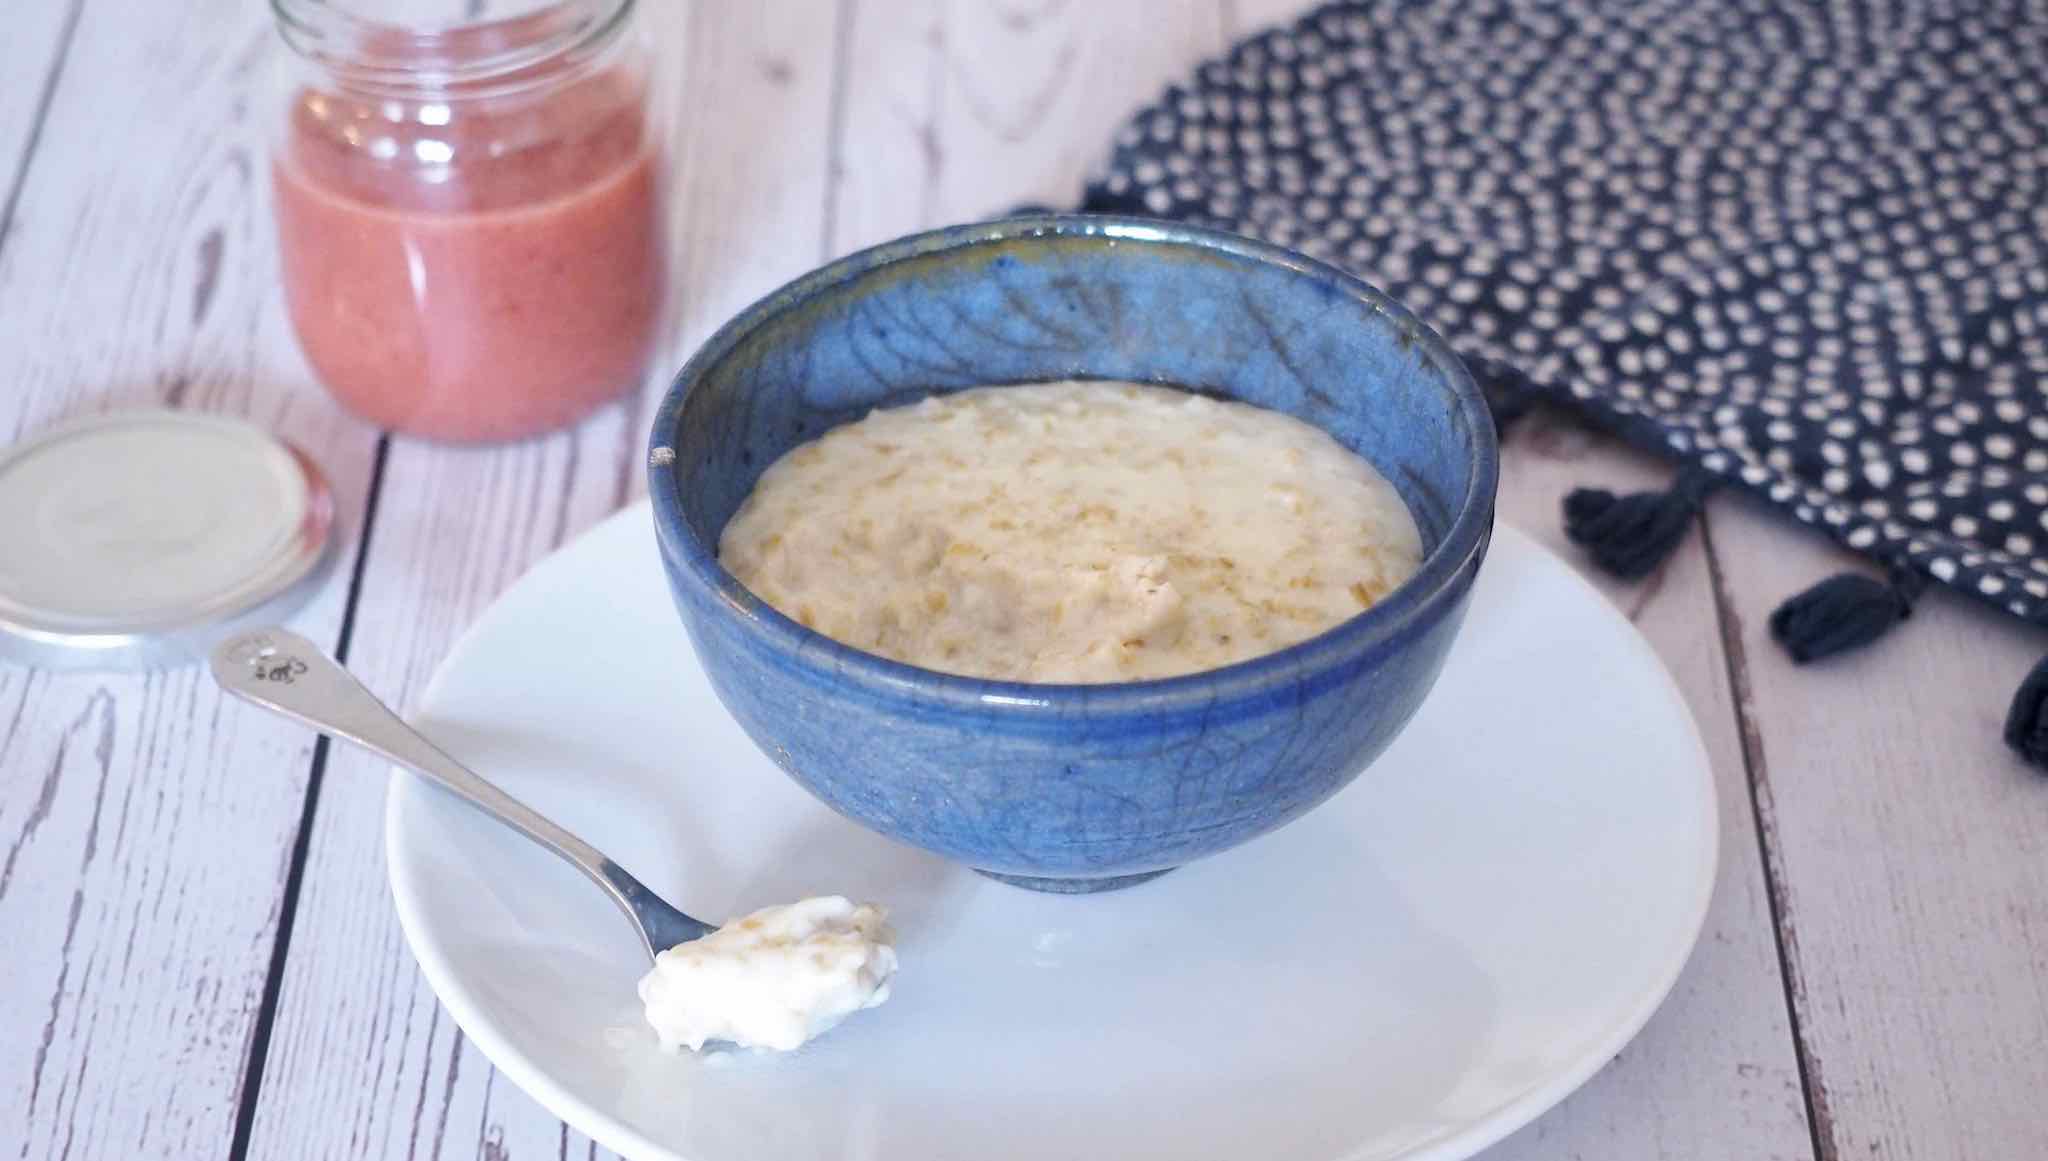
<box><xmin>649</xmin><ymin>216</ymin><xmax>1498</xmax><ymax>892</ymax></box>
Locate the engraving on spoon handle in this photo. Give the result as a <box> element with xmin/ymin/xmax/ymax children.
<box><xmin>210</xmin><ymin>627</ymin><xmax>707</xmax><ymax>956</ymax></box>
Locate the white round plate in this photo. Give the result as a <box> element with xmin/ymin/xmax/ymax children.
<box><xmin>388</xmin><ymin>503</ymin><xmax>1716</xmax><ymax>1161</ymax></box>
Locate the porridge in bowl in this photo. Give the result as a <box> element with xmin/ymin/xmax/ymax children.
<box><xmin>718</xmin><ymin>380</ymin><xmax>1422</xmax><ymax>683</ymax></box>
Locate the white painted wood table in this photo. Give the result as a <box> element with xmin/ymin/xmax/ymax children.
<box><xmin>4</xmin><ymin>2</ymin><xmax>2046</xmax><ymax>1158</ymax></box>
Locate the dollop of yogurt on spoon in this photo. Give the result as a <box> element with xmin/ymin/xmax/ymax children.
<box><xmin>637</xmin><ymin>895</ymin><xmax>897</xmax><ymax>1052</ymax></box>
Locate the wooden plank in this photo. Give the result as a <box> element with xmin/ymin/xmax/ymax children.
<box><xmin>236</xmin><ymin>4</ymin><xmax>845</xmax><ymax>1158</ymax></box>
<box><xmin>1702</xmin><ymin>496</ymin><xmax>2048</xmax><ymax>1160</ymax></box>
<box><xmin>828</xmin><ymin>0</ymin><xmax>1226</xmax><ymax>255</ymax></box>
<box><xmin>1478</xmin><ymin>419</ymin><xmax>1815</xmax><ymax>1160</ymax></box>
<box><xmin>0</xmin><ymin>0</ymin><xmax>82</xmax><ymax>236</ymax></box>
<box><xmin>1220</xmin><ymin>0</ymin><xmax>1310</xmax><ymax>37</ymax></box>
<box><xmin>0</xmin><ymin>0</ymin><xmax>382</xmax><ymax>1157</ymax></box>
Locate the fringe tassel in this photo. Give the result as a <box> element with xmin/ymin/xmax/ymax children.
<box><xmin>1077</xmin><ymin>183</ymin><xmax>1155</xmax><ymax>216</ymax></box>
<box><xmin>1768</xmin><ymin>566</ymin><xmax>1925</xmax><ymax>663</ymax></box>
<box><xmin>1472</xmin><ymin>357</ymin><xmax>1541</xmax><ymax>435</ymax></box>
<box><xmin>2005</xmin><ymin>655</ymin><xmax>2048</xmax><ymax>771</ymax></box>
<box><xmin>1562</xmin><ymin>466</ymin><xmax>1718</xmax><ymax>580</ymax></box>
<box><xmin>1003</xmin><ymin>185</ymin><xmax>1154</xmax><ymax>219</ymax></box>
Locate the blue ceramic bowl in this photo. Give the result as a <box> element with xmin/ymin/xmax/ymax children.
<box><xmin>648</xmin><ymin>215</ymin><xmax>1498</xmax><ymax>892</ymax></box>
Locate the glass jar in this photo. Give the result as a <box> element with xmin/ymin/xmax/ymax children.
<box><xmin>270</xmin><ymin>0</ymin><xmax>663</xmax><ymax>442</ymax></box>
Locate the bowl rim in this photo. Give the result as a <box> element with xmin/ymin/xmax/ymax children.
<box><xmin>648</xmin><ymin>213</ymin><xmax>1500</xmax><ymax>714</ymax></box>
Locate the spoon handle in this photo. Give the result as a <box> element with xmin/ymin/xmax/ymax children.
<box><xmin>211</xmin><ymin>627</ymin><xmax>712</xmax><ymax>958</ymax></box>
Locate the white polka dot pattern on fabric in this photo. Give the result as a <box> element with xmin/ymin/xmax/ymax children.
<box><xmin>1090</xmin><ymin>0</ymin><xmax>2048</xmax><ymax>626</ymax></box>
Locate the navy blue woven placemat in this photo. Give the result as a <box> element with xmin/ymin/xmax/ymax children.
<box><xmin>1079</xmin><ymin>0</ymin><xmax>2048</xmax><ymax>763</ymax></box>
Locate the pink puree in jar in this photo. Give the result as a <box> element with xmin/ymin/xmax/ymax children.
<box><xmin>274</xmin><ymin>70</ymin><xmax>661</xmax><ymax>442</ymax></box>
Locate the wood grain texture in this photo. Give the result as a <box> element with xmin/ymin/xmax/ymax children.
<box><xmin>828</xmin><ymin>0</ymin><xmax>1226</xmax><ymax>255</ymax></box>
<box><xmin>0</xmin><ymin>0</ymin><xmax>82</xmax><ymax>242</ymax></box>
<box><xmin>1221</xmin><ymin>0</ymin><xmax>1326</xmax><ymax>39</ymax></box>
<box><xmin>1702</xmin><ymin>498</ymin><xmax>2048</xmax><ymax>1161</ymax></box>
<box><xmin>0</xmin><ymin>0</ymin><xmax>379</xmax><ymax>1156</ymax></box>
<box><xmin>237</xmin><ymin>4</ymin><xmax>844</xmax><ymax>1158</ymax></box>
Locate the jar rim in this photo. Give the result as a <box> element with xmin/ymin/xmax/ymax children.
<box><xmin>272</xmin><ymin>0</ymin><xmax>634</xmax><ymax>95</ymax></box>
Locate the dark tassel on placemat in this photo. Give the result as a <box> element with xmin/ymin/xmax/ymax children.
<box><xmin>2004</xmin><ymin>655</ymin><xmax>2048</xmax><ymax>770</ymax></box>
<box><xmin>1004</xmin><ymin>184</ymin><xmax>1155</xmax><ymax>221</ymax></box>
<box><xmin>1768</xmin><ymin>565</ymin><xmax>1925</xmax><ymax>663</ymax></box>
<box><xmin>1472</xmin><ymin>357</ymin><xmax>1540</xmax><ymax>434</ymax></box>
<box><xmin>1076</xmin><ymin>182</ymin><xmax>1156</xmax><ymax>216</ymax></box>
<box><xmin>1562</xmin><ymin>465</ymin><xmax>1718</xmax><ymax>579</ymax></box>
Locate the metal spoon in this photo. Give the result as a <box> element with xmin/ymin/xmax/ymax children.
<box><xmin>211</xmin><ymin>627</ymin><xmax>715</xmax><ymax>959</ymax></box>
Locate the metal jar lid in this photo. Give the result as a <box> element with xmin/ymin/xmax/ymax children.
<box><xmin>0</xmin><ymin>410</ymin><xmax>336</xmax><ymax>671</ymax></box>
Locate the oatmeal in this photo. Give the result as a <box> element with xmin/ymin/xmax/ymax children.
<box><xmin>637</xmin><ymin>896</ymin><xmax>897</xmax><ymax>1053</ymax></box>
<box><xmin>718</xmin><ymin>380</ymin><xmax>1424</xmax><ymax>683</ymax></box>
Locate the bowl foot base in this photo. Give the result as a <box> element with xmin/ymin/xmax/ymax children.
<box><xmin>974</xmin><ymin>867</ymin><xmax>1174</xmax><ymax>893</ymax></box>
